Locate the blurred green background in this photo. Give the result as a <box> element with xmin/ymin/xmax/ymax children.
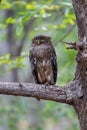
<box><xmin>0</xmin><ymin>0</ymin><xmax>79</xmax><ymax>130</ymax></box>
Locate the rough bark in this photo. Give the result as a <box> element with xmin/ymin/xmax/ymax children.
<box><xmin>72</xmin><ymin>0</ymin><xmax>87</xmax><ymax>130</ymax></box>
<box><xmin>72</xmin><ymin>0</ymin><xmax>87</xmax><ymax>41</ymax></box>
<box><xmin>0</xmin><ymin>81</ymin><xmax>82</xmax><ymax>104</ymax></box>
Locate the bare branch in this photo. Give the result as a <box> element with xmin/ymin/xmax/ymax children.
<box><xmin>63</xmin><ymin>41</ymin><xmax>77</xmax><ymax>50</ymax></box>
<box><xmin>54</xmin><ymin>25</ymin><xmax>75</xmax><ymax>45</ymax></box>
<box><xmin>0</xmin><ymin>81</ymin><xmax>83</xmax><ymax>104</ymax></box>
<box><xmin>58</xmin><ymin>25</ymin><xmax>75</xmax><ymax>42</ymax></box>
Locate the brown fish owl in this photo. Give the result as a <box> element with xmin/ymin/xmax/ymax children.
<box><xmin>29</xmin><ymin>35</ymin><xmax>57</xmax><ymax>85</ymax></box>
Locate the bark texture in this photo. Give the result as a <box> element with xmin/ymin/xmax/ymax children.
<box><xmin>72</xmin><ymin>0</ymin><xmax>87</xmax><ymax>130</ymax></box>
<box><xmin>0</xmin><ymin>81</ymin><xmax>81</xmax><ymax>104</ymax></box>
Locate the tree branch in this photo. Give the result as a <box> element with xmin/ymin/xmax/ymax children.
<box><xmin>58</xmin><ymin>24</ymin><xmax>75</xmax><ymax>42</ymax></box>
<box><xmin>0</xmin><ymin>81</ymin><xmax>83</xmax><ymax>104</ymax></box>
<box><xmin>54</xmin><ymin>24</ymin><xmax>75</xmax><ymax>45</ymax></box>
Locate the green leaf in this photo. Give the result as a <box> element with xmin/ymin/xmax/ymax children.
<box><xmin>16</xmin><ymin>24</ymin><xmax>24</xmax><ymax>36</ymax></box>
<box><xmin>0</xmin><ymin>3</ymin><xmax>11</xmax><ymax>9</ymax></box>
<box><xmin>6</xmin><ymin>17</ymin><xmax>16</xmax><ymax>24</ymax></box>
<box><xmin>40</xmin><ymin>8</ymin><xmax>46</xmax><ymax>14</ymax></box>
<box><xmin>0</xmin><ymin>54</ymin><xmax>11</xmax><ymax>65</ymax></box>
<box><xmin>58</xmin><ymin>2</ymin><xmax>72</xmax><ymax>6</ymax></box>
<box><xmin>26</xmin><ymin>3</ymin><xmax>36</xmax><ymax>10</ymax></box>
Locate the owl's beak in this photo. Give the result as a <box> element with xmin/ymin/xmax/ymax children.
<box><xmin>37</xmin><ymin>40</ymin><xmax>40</xmax><ymax>44</ymax></box>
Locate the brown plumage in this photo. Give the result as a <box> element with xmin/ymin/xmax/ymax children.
<box><xmin>29</xmin><ymin>35</ymin><xmax>57</xmax><ymax>85</ymax></box>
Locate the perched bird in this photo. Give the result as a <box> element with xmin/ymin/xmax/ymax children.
<box><xmin>29</xmin><ymin>35</ymin><xmax>57</xmax><ymax>85</ymax></box>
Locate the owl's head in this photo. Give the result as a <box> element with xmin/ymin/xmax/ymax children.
<box><xmin>32</xmin><ymin>35</ymin><xmax>51</xmax><ymax>45</ymax></box>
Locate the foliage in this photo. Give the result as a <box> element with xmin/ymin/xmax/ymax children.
<box><xmin>0</xmin><ymin>0</ymin><xmax>79</xmax><ymax>130</ymax></box>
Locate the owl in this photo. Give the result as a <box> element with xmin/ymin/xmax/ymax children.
<box><xmin>29</xmin><ymin>35</ymin><xmax>57</xmax><ymax>85</ymax></box>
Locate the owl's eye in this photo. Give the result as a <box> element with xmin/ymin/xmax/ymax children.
<box><xmin>35</xmin><ymin>39</ymin><xmax>38</xmax><ymax>42</ymax></box>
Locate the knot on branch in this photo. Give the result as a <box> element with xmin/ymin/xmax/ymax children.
<box><xmin>65</xmin><ymin>81</ymin><xmax>83</xmax><ymax>104</ymax></box>
<box><xmin>76</xmin><ymin>41</ymin><xmax>87</xmax><ymax>62</ymax></box>
<box><xmin>64</xmin><ymin>41</ymin><xmax>87</xmax><ymax>62</ymax></box>
<box><xmin>64</xmin><ymin>41</ymin><xmax>77</xmax><ymax>50</ymax></box>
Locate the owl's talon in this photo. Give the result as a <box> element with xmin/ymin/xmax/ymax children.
<box><xmin>19</xmin><ymin>82</ymin><xmax>23</xmax><ymax>87</ymax></box>
<box><xmin>36</xmin><ymin>98</ymin><xmax>40</xmax><ymax>101</ymax></box>
<box><xmin>45</xmin><ymin>83</ymin><xmax>49</xmax><ymax>89</ymax></box>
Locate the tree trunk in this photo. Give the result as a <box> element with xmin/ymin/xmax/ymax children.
<box><xmin>72</xmin><ymin>0</ymin><xmax>87</xmax><ymax>130</ymax></box>
<box><xmin>73</xmin><ymin>61</ymin><xmax>87</xmax><ymax>130</ymax></box>
<box><xmin>6</xmin><ymin>9</ymin><xmax>35</xmax><ymax>82</ymax></box>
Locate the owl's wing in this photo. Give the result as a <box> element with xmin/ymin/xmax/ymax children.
<box><xmin>51</xmin><ymin>53</ymin><xmax>57</xmax><ymax>84</ymax></box>
<box><xmin>29</xmin><ymin>50</ymin><xmax>39</xmax><ymax>83</ymax></box>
